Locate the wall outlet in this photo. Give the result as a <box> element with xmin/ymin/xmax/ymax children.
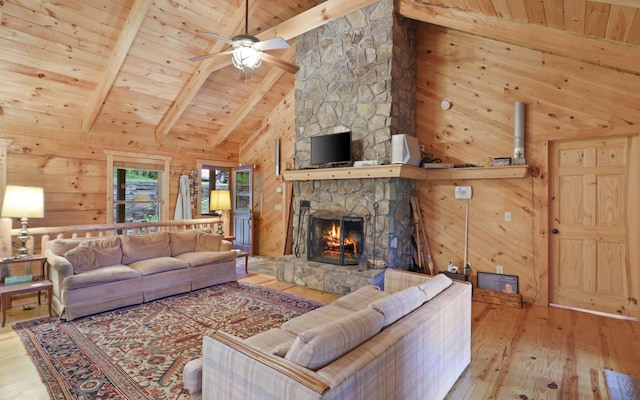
<box><xmin>504</xmin><ymin>211</ymin><xmax>512</xmax><ymax>222</ymax></box>
<box><xmin>496</xmin><ymin>265</ymin><xmax>504</xmax><ymax>274</ymax></box>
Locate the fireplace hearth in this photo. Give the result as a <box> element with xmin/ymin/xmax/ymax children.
<box><xmin>308</xmin><ymin>211</ymin><xmax>363</xmax><ymax>266</ymax></box>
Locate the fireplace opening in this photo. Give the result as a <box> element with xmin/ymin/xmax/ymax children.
<box><xmin>307</xmin><ymin>211</ymin><xmax>364</xmax><ymax>266</ymax></box>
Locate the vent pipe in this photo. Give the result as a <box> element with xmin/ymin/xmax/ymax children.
<box><xmin>513</xmin><ymin>102</ymin><xmax>526</xmax><ymax>165</ymax></box>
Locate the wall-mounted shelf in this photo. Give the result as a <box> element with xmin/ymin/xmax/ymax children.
<box><xmin>282</xmin><ymin>164</ymin><xmax>427</xmax><ymax>181</ymax></box>
<box><xmin>423</xmin><ymin>165</ymin><xmax>530</xmax><ymax>180</ymax></box>
<box><xmin>281</xmin><ymin>164</ymin><xmax>530</xmax><ymax>182</ymax></box>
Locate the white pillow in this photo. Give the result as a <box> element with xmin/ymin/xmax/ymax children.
<box><xmin>285</xmin><ymin>307</ymin><xmax>384</xmax><ymax>370</ymax></box>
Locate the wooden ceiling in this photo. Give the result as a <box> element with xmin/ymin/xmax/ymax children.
<box><xmin>1</xmin><ymin>0</ymin><xmax>639</xmax><ymax>152</ymax></box>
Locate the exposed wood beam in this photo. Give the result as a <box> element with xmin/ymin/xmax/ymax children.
<box><xmin>155</xmin><ymin>0</ymin><xmax>380</xmax><ymax>144</ymax></box>
<box><xmin>256</xmin><ymin>0</ymin><xmax>380</xmax><ymax>41</ymax></box>
<box><xmin>154</xmin><ymin>7</ymin><xmax>249</xmax><ymax>143</ymax></box>
<box><xmin>397</xmin><ymin>0</ymin><xmax>640</xmax><ymax>75</ymax></box>
<box><xmin>208</xmin><ymin>47</ymin><xmax>296</xmax><ymax>146</ymax></box>
<box><xmin>81</xmin><ymin>0</ymin><xmax>153</xmax><ymax>133</ymax></box>
<box><xmin>592</xmin><ymin>0</ymin><xmax>640</xmax><ymax>7</ymax></box>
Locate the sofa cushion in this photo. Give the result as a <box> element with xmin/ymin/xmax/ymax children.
<box><xmin>285</xmin><ymin>307</ymin><xmax>384</xmax><ymax>370</ymax></box>
<box><xmin>64</xmin><ymin>244</ymin><xmax>98</xmax><ymax>274</ymax></box>
<box><xmin>243</xmin><ymin>328</ymin><xmax>298</xmax><ymax>356</ymax></box>
<box><xmin>196</xmin><ymin>233</ymin><xmax>223</xmax><ymax>251</ymax></box>
<box><xmin>418</xmin><ymin>273</ymin><xmax>452</xmax><ymax>301</ymax></box>
<box><xmin>127</xmin><ymin>257</ymin><xmax>189</xmax><ymax>276</ymax></box>
<box><xmin>121</xmin><ymin>232</ymin><xmax>171</xmax><ymax>264</ymax></box>
<box><xmin>169</xmin><ymin>229</ymin><xmax>200</xmax><ymax>256</ymax></box>
<box><xmin>281</xmin><ymin>305</ymin><xmax>353</xmax><ymax>335</ymax></box>
<box><xmin>369</xmin><ymin>286</ymin><xmax>428</xmax><ymax>327</ymax></box>
<box><xmin>331</xmin><ymin>285</ymin><xmax>389</xmax><ymax>311</ymax></box>
<box><xmin>174</xmin><ymin>250</ymin><xmax>236</xmax><ymax>267</ymax></box>
<box><xmin>61</xmin><ymin>265</ymin><xmax>141</xmax><ymax>290</ymax></box>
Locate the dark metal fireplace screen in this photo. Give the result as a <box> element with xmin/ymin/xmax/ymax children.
<box><xmin>307</xmin><ymin>212</ymin><xmax>364</xmax><ymax>265</ymax></box>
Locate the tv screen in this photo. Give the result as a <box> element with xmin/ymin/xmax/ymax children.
<box><xmin>311</xmin><ymin>132</ymin><xmax>352</xmax><ymax>166</ymax></box>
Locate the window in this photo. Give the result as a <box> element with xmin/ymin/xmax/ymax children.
<box><xmin>200</xmin><ymin>166</ymin><xmax>230</xmax><ymax>215</ymax></box>
<box><xmin>105</xmin><ymin>151</ymin><xmax>170</xmax><ymax>224</ymax></box>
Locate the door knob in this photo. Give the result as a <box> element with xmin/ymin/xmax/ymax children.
<box><xmin>551</xmin><ymin>228</ymin><xmax>559</xmax><ymax>234</ymax></box>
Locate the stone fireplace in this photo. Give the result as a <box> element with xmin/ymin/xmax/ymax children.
<box><xmin>276</xmin><ymin>0</ymin><xmax>419</xmax><ymax>295</ymax></box>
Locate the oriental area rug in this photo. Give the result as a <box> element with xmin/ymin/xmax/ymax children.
<box><xmin>13</xmin><ymin>282</ymin><xmax>324</xmax><ymax>400</ymax></box>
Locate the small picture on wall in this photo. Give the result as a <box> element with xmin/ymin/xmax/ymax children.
<box><xmin>477</xmin><ymin>272</ymin><xmax>519</xmax><ymax>294</ymax></box>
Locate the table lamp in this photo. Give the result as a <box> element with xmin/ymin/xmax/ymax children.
<box><xmin>1</xmin><ymin>185</ymin><xmax>45</xmax><ymax>258</ymax></box>
<box><xmin>209</xmin><ymin>189</ymin><xmax>231</xmax><ymax>235</ymax></box>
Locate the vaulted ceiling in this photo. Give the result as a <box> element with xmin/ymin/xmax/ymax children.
<box><xmin>1</xmin><ymin>0</ymin><xmax>639</xmax><ymax>152</ymax></box>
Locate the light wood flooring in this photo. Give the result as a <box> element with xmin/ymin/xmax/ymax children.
<box><xmin>1</xmin><ymin>259</ymin><xmax>638</xmax><ymax>400</ymax></box>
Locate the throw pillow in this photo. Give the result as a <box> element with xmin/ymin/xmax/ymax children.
<box><xmin>196</xmin><ymin>232</ymin><xmax>222</xmax><ymax>252</ymax></box>
<box><xmin>50</xmin><ymin>238</ymin><xmax>86</xmax><ymax>256</ymax></box>
<box><xmin>64</xmin><ymin>243</ymin><xmax>99</xmax><ymax>274</ymax></box>
<box><xmin>368</xmin><ymin>286</ymin><xmax>427</xmax><ymax>327</ymax></box>
<box><xmin>88</xmin><ymin>237</ymin><xmax>122</xmax><ymax>267</ymax></box>
<box><xmin>285</xmin><ymin>307</ymin><xmax>384</xmax><ymax>370</ymax></box>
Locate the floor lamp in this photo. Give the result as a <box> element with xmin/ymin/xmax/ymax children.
<box><xmin>1</xmin><ymin>185</ymin><xmax>45</xmax><ymax>258</ymax></box>
<box><xmin>209</xmin><ymin>190</ymin><xmax>231</xmax><ymax>235</ymax></box>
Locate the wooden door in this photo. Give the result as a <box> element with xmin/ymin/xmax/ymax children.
<box><xmin>549</xmin><ymin>136</ymin><xmax>639</xmax><ymax>319</ymax></box>
<box><xmin>233</xmin><ymin>166</ymin><xmax>253</xmax><ymax>255</ymax></box>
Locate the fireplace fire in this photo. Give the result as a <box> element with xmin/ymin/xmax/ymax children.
<box><xmin>308</xmin><ymin>212</ymin><xmax>364</xmax><ymax>266</ymax></box>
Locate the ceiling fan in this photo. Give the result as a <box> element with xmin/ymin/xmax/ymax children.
<box><xmin>188</xmin><ymin>0</ymin><xmax>300</xmax><ymax>75</ymax></box>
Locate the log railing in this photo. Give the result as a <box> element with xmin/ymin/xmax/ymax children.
<box><xmin>2</xmin><ymin>218</ymin><xmax>220</xmax><ymax>256</ymax></box>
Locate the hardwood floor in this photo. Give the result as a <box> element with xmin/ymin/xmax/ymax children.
<box><xmin>1</xmin><ymin>259</ymin><xmax>638</xmax><ymax>400</ymax></box>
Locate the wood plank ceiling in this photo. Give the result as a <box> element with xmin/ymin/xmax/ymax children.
<box><xmin>1</xmin><ymin>0</ymin><xmax>640</xmax><ymax>152</ymax></box>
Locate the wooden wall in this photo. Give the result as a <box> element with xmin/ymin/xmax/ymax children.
<box><xmin>0</xmin><ymin>120</ymin><xmax>239</xmax><ymax>229</ymax></box>
<box><xmin>415</xmin><ymin>23</ymin><xmax>640</xmax><ymax>305</ymax></box>
<box><xmin>240</xmin><ymin>89</ymin><xmax>295</xmax><ymax>256</ymax></box>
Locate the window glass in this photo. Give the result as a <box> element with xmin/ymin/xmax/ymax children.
<box><xmin>113</xmin><ymin>168</ymin><xmax>161</xmax><ymax>223</ymax></box>
<box><xmin>200</xmin><ymin>166</ymin><xmax>230</xmax><ymax>215</ymax></box>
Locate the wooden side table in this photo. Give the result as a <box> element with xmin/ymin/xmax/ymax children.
<box><xmin>0</xmin><ymin>280</ymin><xmax>53</xmax><ymax>327</ymax></box>
<box><xmin>1</xmin><ymin>254</ymin><xmax>48</xmax><ymax>281</ymax></box>
<box><xmin>237</xmin><ymin>252</ymin><xmax>249</xmax><ymax>273</ymax></box>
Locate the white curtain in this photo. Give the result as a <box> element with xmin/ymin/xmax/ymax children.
<box><xmin>174</xmin><ymin>175</ymin><xmax>192</xmax><ymax>220</ymax></box>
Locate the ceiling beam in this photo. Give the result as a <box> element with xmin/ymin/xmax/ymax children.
<box><xmin>155</xmin><ymin>0</ymin><xmax>380</xmax><ymax>144</ymax></box>
<box><xmin>397</xmin><ymin>0</ymin><xmax>640</xmax><ymax>75</ymax></box>
<box><xmin>208</xmin><ymin>47</ymin><xmax>296</xmax><ymax>146</ymax></box>
<box><xmin>81</xmin><ymin>0</ymin><xmax>153</xmax><ymax>133</ymax></box>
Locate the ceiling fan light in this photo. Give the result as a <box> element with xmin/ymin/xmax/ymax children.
<box><xmin>232</xmin><ymin>44</ymin><xmax>262</xmax><ymax>71</ymax></box>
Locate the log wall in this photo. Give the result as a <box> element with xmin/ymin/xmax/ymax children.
<box><xmin>415</xmin><ymin>24</ymin><xmax>640</xmax><ymax>305</ymax></box>
<box><xmin>239</xmin><ymin>89</ymin><xmax>295</xmax><ymax>256</ymax></box>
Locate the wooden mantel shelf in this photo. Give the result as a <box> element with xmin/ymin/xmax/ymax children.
<box><xmin>423</xmin><ymin>165</ymin><xmax>530</xmax><ymax>180</ymax></box>
<box><xmin>282</xmin><ymin>164</ymin><xmax>427</xmax><ymax>181</ymax></box>
<box><xmin>282</xmin><ymin>164</ymin><xmax>530</xmax><ymax>181</ymax></box>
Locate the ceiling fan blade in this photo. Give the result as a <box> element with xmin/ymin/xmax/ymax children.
<box><xmin>202</xmin><ymin>32</ymin><xmax>237</xmax><ymax>46</ymax></box>
<box><xmin>260</xmin><ymin>52</ymin><xmax>300</xmax><ymax>74</ymax></box>
<box><xmin>188</xmin><ymin>49</ymin><xmax>234</xmax><ymax>63</ymax></box>
<box><xmin>254</xmin><ymin>37</ymin><xmax>291</xmax><ymax>51</ymax></box>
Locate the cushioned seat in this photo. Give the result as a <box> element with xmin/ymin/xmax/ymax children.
<box><xmin>331</xmin><ymin>285</ymin><xmax>389</xmax><ymax>311</ymax></box>
<box><xmin>281</xmin><ymin>305</ymin><xmax>353</xmax><ymax>335</ymax></box>
<box><xmin>128</xmin><ymin>257</ymin><xmax>190</xmax><ymax>275</ymax></box>
<box><xmin>61</xmin><ymin>265</ymin><xmax>141</xmax><ymax>289</ymax></box>
<box><xmin>175</xmin><ymin>250</ymin><xmax>237</xmax><ymax>268</ymax></box>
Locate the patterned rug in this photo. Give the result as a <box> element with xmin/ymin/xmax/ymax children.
<box><xmin>13</xmin><ymin>282</ymin><xmax>324</xmax><ymax>399</ymax></box>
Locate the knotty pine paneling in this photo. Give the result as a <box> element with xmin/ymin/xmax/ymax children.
<box><xmin>416</xmin><ymin>23</ymin><xmax>640</xmax><ymax>305</ymax></box>
<box><xmin>239</xmin><ymin>89</ymin><xmax>295</xmax><ymax>256</ymax></box>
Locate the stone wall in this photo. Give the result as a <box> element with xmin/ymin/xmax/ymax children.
<box><xmin>291</xmin><ymin>0</ymin><xmax>418</xmax><ymax>270</ymax></box>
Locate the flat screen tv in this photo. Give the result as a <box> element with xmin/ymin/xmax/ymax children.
<box><xmin>311</xmin><ymin>131</ymin><xmax>352</xmax><ymax>167</ymax></box>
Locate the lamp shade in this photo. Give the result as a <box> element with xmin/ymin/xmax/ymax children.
<box><xmin>209</xmin><ymin>190</ymin><xmax>231</xmax><ymax>211</ymax></box>
<box><xmin>1</xmin><ymin>185</ymin><xmax>45</xmax><ymax>218</ymax></box>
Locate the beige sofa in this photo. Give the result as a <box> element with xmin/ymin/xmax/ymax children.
<box><xmin>45</xmin><ymin>229</ymin><xmax>237</xmax><ymax>320</ymax></box>
<box><xmin>183</xmin><ymin>269</ymin><xmax>472</xmax><ymax>400</ymax></box>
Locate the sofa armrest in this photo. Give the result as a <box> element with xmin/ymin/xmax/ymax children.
<box><xmin>383</xmin><ymin>269</ymin><xmax>433</xmax><ymax>293</ymax></box>
<box><xmin>220</xmin><ymin>240</ymin><xmax>233</xmax><ymax>251</ymax></box>
<box><xmin>46</xmin><ymin>251</ymin><xmax>74</xmax><ymax>279</ymax></box>
<box><xmin>203</xmin><ymin>330</ymin><xmax>330</xmax><ymax>396</ymax></box>
<box><xmin>183</xmin><ymin>358</ymin><xmax>203</xmax><ymax>398</ymax></box>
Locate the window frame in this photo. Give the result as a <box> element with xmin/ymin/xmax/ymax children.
<box><xmin>105</xmin><ymin>151</ymin><xmax>170</xmax><ymax>224</ymax></box>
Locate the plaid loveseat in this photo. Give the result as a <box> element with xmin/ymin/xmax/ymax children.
<box><xmin>184</xmin><ymin>269</ymin><xmax>472</xmax><ymax>400</ymax></box>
